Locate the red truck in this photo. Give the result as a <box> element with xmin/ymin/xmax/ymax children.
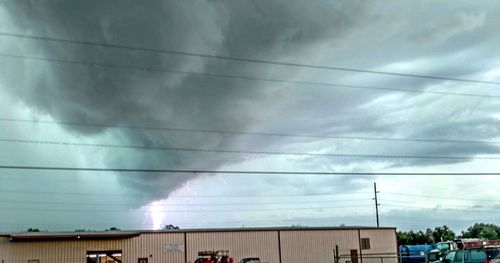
<box><xmin>194</xmin><ymin>250</ymin><xmax>234</xmax><ymax>263</ymax></box>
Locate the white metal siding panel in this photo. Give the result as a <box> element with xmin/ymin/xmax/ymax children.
<box><xmin>280</xmin><ymin>229</ymin><xmax>360</xmax><ymax>263</ymax></box>
<box><xmin>186</xmin><ymin>231</ymin><xmax>280</xmax><ymax>263</ymax></box>
<box><xmin>3</xmin><ymin>239</ymin><xmax>126</xmax><ymax>263</ymax></box>
<box><xmin>0</xmin><ymin>233</ymin><xmax>186</xmax><ymax>263</ymax></box>
<box><xmin>0</xmin><ymin>229</ymin><xmax>396</xmax><ymax>263</ymax></box>
<box><xmin>127</xmin><ymin>232</ymin><xmax>185</xmax><ymax>262</ymax></box>
<box><xmin>360</xmin><ymin>229</ymin><xmax>398</xmax><ymax>263</ymax></box>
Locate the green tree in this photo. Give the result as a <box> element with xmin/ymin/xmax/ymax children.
<box><xmin>162</xmin><ymin>224</ymin><xmax>180</xmax><ymax>230</ymax></box>
<box><xmin>397</xmin><ymin>230</ymin><xmax>433</xmax><ymax>245</ymax></box>
<box><xmin>398</xmin><ymin>226</ymin><xmax>455</xmax><ymax>245</ymax></box>
<box><xmin>461</xmin><ymin>223</ymin><xmax>500</xmax><ymax>239</ymax></box>
<box><xmin>431</xmin><ymin>225</ymin><xmax>455</xmax><ymax>242</ymax></box>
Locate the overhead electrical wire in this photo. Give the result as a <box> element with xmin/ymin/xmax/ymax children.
<box><xmin>382</xmin><ymin>198</ymin><xmax>500</xmax><ymax>206</ymax></box>
<box><xmin>1</xmin><ymin>138</ymin><xmax>499</xmax><ymax>160</ymax></box>
<box><xmin>381</xmin><ymin>192</ymin><xmax>500</xmax><ymax>202</ymax></box>
<box><xmin>0</xmin><ymin>215</ymin><xmax>491</xmax><ymax>228</ymax></box>
<box><xmin>1</xmin><ymin>32</ymin><xmax>499</xmax><ymax>85</ymax></box>
<box><xmin>0</xmin><ymin>53</ymin><xmax>498</xmax><ymax>99</ymax></box>
<box><xmin>381</xmin><ymin>202</ymin><xmax>500</xmax><ymax>212</ymax></box>
<box><xmin>0</xmin><ymin>188</ymin><xmax>372</xmax><ymax>198</ymax></box>
<box><xmin>376</xmin><ymin>215</ymin><xmax>498</xmax><ymax>222</ymax></box>
<box><xmin>1</xmin><ymin>165</ymin><xmax>499</xmax><ymax>175</ymax></box>
<box><xmin>0</xmin><ymin>216</ymin><xmax>375</xmax><ymax>228</ymax></box>
<box><xmin>1</xmin><ymin>117</ymin><xmax>498</xmax><ymax>145</ymax></box>
<box><xmin>2</xmin><ymin>196</ymin><xmax>496</xmax><ymax>209</ymax></box>
<box><xmin>2</xmin><ymin>31</ymin><xmax>499</xmax><ymax>230</ymax></box>
<box><xmin>0</xmin><ymin>220</ymin><xmax>377</xmax><ymax>232</ymax></box>
<box><xmin>0</xmin><ymin>198</ymin><xmax>372</xmax><ymax>207</ymax></box>
<box><xmin>0</xmin><ymin>204</ymin><xmax>374</xmax><ymax>213</ymax></box>
<box><xmin>2</xmin><ymin>188</ymin><xmax>498</xmax><ymax>205</ymax></box>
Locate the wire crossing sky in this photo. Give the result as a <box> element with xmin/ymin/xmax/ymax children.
<box><xmin>2</xmin><ymin>31</ymin><xmax>500</xmax><ymax>85</ymax></box>
<box><xmin>1</xmin><ymin>166</ymin><xmax>500</xmax><ymax>175</ymax></box>
<box><xmin>1</xmin><ymin>118</ymin><xmax>499</xmax><ymax>144</ymax></box>
<box><xmin>2</xmin><ymin>138</ymin><xmax>500</xmax><ymax>160</ymax></box>
<box><xmin>1</xmin><ymin>53</ymin><xmax>500</xmax><ymax>98</ymax></box>
<box><xmin>0</xmin><ymin>0</ymin><xmax>499</xmax><ymax>232</ymax></box>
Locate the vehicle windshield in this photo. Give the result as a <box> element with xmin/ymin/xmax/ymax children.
<box><xmin>469</xmin><ymin>249</ymin><xmax>487</xmax><ymax>263</ymax></box>
<box><xmin>437</xmin><ymin>243</ymin><xmax>450</xmax><ymax>251</ymax></box>
<box><xmin>445</xmin><ymin>252</ymin><xmax>456</xmax><ymax>263</ymax></box>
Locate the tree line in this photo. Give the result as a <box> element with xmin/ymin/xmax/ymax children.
<box><xmin>398</xmin><ymin>223</ymin><xmax>500</xmax><ymax>245</ymax></box>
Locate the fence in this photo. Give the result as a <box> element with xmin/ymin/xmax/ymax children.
<box><xmin>337</xmin><ymin>253</ymin><xmax>400</xmax><ymax>263</ymax></box>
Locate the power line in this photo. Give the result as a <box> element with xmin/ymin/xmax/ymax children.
<box><xmin>1</xmin><ymin>213</ymin><xmax>495</xmax><ymax>230</ymax></box>
<box><xmin>11</xmin><ymin>191</ymin><xmax>497</xmax><ymax>211</ymax></box>
<box><xmin>0</xmin><ymin>214</ymin><xmax>491</xmax><ymax>229</ymax></box>
<box><xmin>381</xmin><ymin>203</ymin><xmax>500</xmax><ymax>212</ymax></box>
<box><xmin>0</xmin><ymin>216</ymin><xmax>375</xmax><ymax>228</ymax></box>
<box><xmin>2</xmin><ymin>138</ymin><xmax>500</xmax><ymax>160</ymax></box>
<box><xmin>0</xmin><ymin>217</ymin><xmax>377</xmax><ymax>231</ymax></box>
<box><xmin>382</xmin><ymin>198</ymin><xmax>500</xmax><ymax>207</ymax></box>
<box><xmin>381</xmin><ymin>192</ymin><xmax>500</xmax><ymax>203</ymax></box>
<box><xmin>377</xmin><ymin>214</ymin><xmax>497</xmax><ymax>221</ymax></box>
<box><xmin>381</xmin><ymin>199</ymin><xmax>500</xmax><ymax>208</ymax></box>
<box><xmin>1</xmin><ymin>32</ymin><xmax>499</xmax><ymax>85</ymax></box>
<box><xmin>0</xmin><ymin>198</ymin><xmax>371</xmax><ymax>207</ymax></box>
<box><xmin>1</xmin><ymin>53</ymin><xmax>498</xmax><ymax>99</ymax></box>
<box><xmin>0</xmin><ymin>204</ymin><xmax>373</xmax><ymax>213</ymax></box>
<box><xmin>1</xmin><ymin>117</ymin><xmax>499</xmax><ymax>145</ymax></box>
<box><xmin>1</xmin><ymin>166</ymin><xmax>500</xmax><ymax>175</ymax></box>
<box><xmin>0</xmin><ymin>188</ymin><xmax>372</xmax><ymax>198</ymax></box>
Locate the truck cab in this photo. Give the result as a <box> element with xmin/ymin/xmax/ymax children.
<box><xmin>443</xmin><ymin>249</ymin><xmax>486</xmax><ymax>263</ymax></box>
<box><xmin>240</xmin><ymin>258</ymin><xmax>262</xmax><ymax>263</ymax></box>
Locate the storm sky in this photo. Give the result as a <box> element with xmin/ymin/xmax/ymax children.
<box><xmin>0</xmin><ymin>0</ymin><xmax>499</xmax><ymax>233</ymax></box>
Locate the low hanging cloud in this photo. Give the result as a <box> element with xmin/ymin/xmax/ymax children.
<box><xmin>0</xmin><ymin>0</ymin><xmax>499</xmax><ymax>208</ymax></box>
<box><xmin>0</xmin><ymin>0</ymin><xmax>378</xmax><ymax>201</ymax></box>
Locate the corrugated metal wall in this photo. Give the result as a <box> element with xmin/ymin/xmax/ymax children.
<box><xmin>360</xmin><ymin>229</ymin><xmax>398</xmax><ymax>263</ymax></box>
<box><xmin>280</xmin><ymin>229</ymin><xmax>360</xmax><ymax>263</ymax></box>
<box><xmin>0</xmin><ymin>233</ymin><xmax>185</xmax><ymax>263</ymax></box>
<box><xmin>0</xmin><ymin>228</ymin><xmax>397</xmax><ymax>263</ymax></box>
<box><xmin>186</xmin><ymin>231</ymin><xmax>280</xmax><ymax>263</ymax></box>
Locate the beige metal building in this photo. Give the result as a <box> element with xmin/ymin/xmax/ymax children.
<box><xmin>0</xmin><ymin>226</ymin><xmax>397</xmax><ymax>263</ymax></box>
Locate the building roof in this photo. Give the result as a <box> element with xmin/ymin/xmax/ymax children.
<box><xmin>5</xmin><ymin>230</ymin><xmax>140</xmax><ymax>241</ymax></box>
<box><xmin>1</xmin><ymin>226</ymin><xmax>396</xmax><ymax>241</ymax></box>
<box><xmin>141</xmin><ymin>226</ymin><xmax>396</xmax><ymax>233</ymax></box>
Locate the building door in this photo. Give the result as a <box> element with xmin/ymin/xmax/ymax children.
<box><xmin>138</xmin><ymin>258</ymin><xmax>148</xmax><ymax>263</ymax></box>
<box><xmin>350</xmin><ymin>249</ymin><xmax>359</xmax><ymax>263</ymax></box>
<box><xmin>87</xmin><ymin>251</ymin><xmax>122</xmax><ymax>263</ymax></box>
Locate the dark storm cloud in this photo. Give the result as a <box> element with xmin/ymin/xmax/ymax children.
<box><xmin>1</xmin><ymin>0</ymin><xmax>500</xmax><ymax>233</ymax></box>
<box><xmin>0</xmin><ymin>0</ymin><xmax>379</xmax><ymax>201</ymax></box>
<box><xmin>1</xmin><ymin>0</ymin><xmax>500</xmax><ymax>207</ymax></box>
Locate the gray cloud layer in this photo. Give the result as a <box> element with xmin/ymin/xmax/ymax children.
<box><xmin>0</xmin><ymin>0</ymin><xmax>379</xmax><ymax>198</ymax></box>
<box><xmin>1</xmin><ymin>0</ymin><xmax>500</xmax><ymax>230</ymax></box>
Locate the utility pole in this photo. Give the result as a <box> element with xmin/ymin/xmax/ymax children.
<box><xmin>373</xmin><ymin>182</ymin><xmax>380</xmax><ymax>227</ymax></box>
<box><xmin>334</xmin><ymin>245</ymin><xmax>339</xmax><ymax>263</ymax></box>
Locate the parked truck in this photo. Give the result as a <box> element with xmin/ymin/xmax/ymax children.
<box><xmin>400</xmin><ymin>244</ymin><xmax>437</xmax><ymax>263</ymax></box>
<box><xmin>428</xmin><ymin>239</ymin><xmax>500</xmax><ymax>263</ymax></box>
<box><xmin>239</xmin><ymin>258</ymin><xmax>262</xmax><ymax>263</ymax></box>
<box><xmin>194</xmin><ymin>250</ymin><xmax>234</xmax><ymax>263</ymax></box>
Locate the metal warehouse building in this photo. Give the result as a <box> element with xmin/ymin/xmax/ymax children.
<box><xmin>0</xmin><ymin>226</ymin><xmax>397</xmax><ymax>263</ymax></box>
